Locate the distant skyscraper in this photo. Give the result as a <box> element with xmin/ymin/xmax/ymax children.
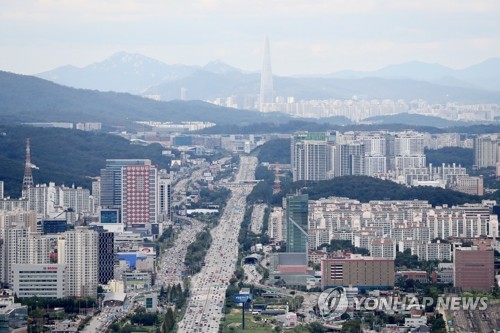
<box><xmin>180</xmin><ymin>87</ymin><xmax>187</xmax><ymax>101</ymax></box>
<box><xmin>259</xmin><ymin>36</ymin><xmax>274</xmax><ymax>112</ymax></box>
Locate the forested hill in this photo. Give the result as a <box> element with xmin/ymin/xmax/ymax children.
<box><xmin>0</xmin><ymin>71</ymin><xmax>288</xmax><ymax>127</ymax></box>
<box><xmin>0</xmin><ymin>125</ymin><xmax>173</xmax><ymax>198</ymax></box>
<box><xmin>255</xmin><ymin>138</ymin><xmax>291</xmax><ymax>164</ymax></box>
<box><xmin>284</xmin><ymin>176</ymin><xmax>481</xmax><ymax>207</ymax></box>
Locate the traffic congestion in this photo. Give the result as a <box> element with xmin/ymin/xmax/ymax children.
<box><xmin>177</xmin><ymin>156</ymin><xmax>257</xmax><ymax>332</ymax></box>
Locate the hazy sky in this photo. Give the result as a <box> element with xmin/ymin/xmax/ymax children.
<box><xmin>1</xmin><ymin>0</ymin><xmax>500</xmax><ymax>76</ymax></box>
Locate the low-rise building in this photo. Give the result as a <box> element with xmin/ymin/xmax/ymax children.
<box><xmin>12</xmin><ymin>264</ymin><xmax>67</xmax><ymax>298</ymax></box>
<box><xmin>396</xmin><ymin>271</ymin><xmax>429</xmax><ymax>284</ymax></box>
<box><xmin>321</xmin><ymin>254</ymin><xmax>395</xmax><ymax>290</ymax></box>
<box><xmin>454</xmin><ymin>244</ymin><xmax>494</xmax><ymax>292</ymax></box>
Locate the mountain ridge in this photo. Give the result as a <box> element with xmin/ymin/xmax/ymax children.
<box><xmin>0</xmin><ymin>70</ymin><xmax>290</xmax><ymax>127</ymax></box>
<box><xmin>32</xmin><ymin>52</ymin><xmax>500</xmax><ymax>104</ymax></box>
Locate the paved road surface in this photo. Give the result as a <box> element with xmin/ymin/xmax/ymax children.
<box><xmin>177</xmin><ymin>156</ymin><xmax>257</xmax><ymax>333</ymax></box>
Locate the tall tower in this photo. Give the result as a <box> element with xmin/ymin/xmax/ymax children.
<box><xmin>285</xmin><ymin>194</ymin><xmax>309</xmax><ymax>253</ymax></box>
<box><xmin>22</xmin><ymin>138</ymin><xmax>34</xmax><ymax>197</ymax></box>
<box><xmin>259</xmin><ymin>36</ymin><xmax>274</xmax><ymax>112</ymax></box>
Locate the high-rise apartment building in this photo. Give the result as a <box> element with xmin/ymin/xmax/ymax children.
<box><xmin>158</xmin><ymin>170</ymin><xmax>172</xmax><ymax>221</ymax></box>
<box><xmin>285</xmin><ymin>194</ymin><xmax>309</xmax><ymax>253</ymax></box>
<box><xmin>334</xmin><ymin>142</ymin><xmax>365</xmax><ymax>177</ymax></box>
<box><xmin>61</xmin><ymin>186</ymin><xmax>90</xmax><ymax>215</ymax></box>
<box><xmin>291</xmin><ymin>132</ymin><xmax>328</xmax><ymax>181</ymax></box>
<box><xmin>92</xmin><ymin>177</ymin><xmax>101</xmax><ymax>213</ymax></box>
<box><xmin>58</xmin><ymin>228</ymin><xmax>98</xmax><ymax>298</ymax></box>
<box><xmin>269</xmin><ymin>207</ymin><xmax>284</xmax><ymax>242</ymax></box>
<box><xmin>27</xmin><ymin>183</ymin><xmax>59</xmax><ymax>219</ymax></box>
<box><xmin>361</xmin><ymin>133</ymin><xmax>387</xmax><ymax>176</ymax></box>
<box><xmin>393</xmin><ymin>131</ymin><xmax>426</xmax><ymax>171</ymax></box>
<box><xmin>0</xmin><ymin>230</ymin><xmax>51</xmax><ymax>286</ymax></box>
<box><xmin>474</xmin><ymin>134</ymin><xmax>500</xmax><ymax>169</ymax></box>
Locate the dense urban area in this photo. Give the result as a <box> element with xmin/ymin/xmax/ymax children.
<box><xmin>0</xmin><ymin>118</ymin><xmax>500</xmax><ymax>333</ymax></box>
<box><xmin>1</xmin><ymin>8</ymin><xmax>500</xmax><ymax>332</ymax></box>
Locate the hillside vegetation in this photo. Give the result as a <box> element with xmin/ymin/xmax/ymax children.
<box><xmin>0</xmin><ymin>125</ymin><xmax>173</xmax><ymax>198</ymax></box>
<box><xmin>0</xmin><ymin>71</ymin><xmax>288</xmax><ymax>128</ymax></box>
<box><xmin>284</xmin><ymin>176</ymin><xmax>481</xmax><ymax>207</ymax></box>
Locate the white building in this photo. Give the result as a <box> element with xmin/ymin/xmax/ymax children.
<box><xmin>370</xmin><ymin>238</ymin><xmax>396</xmax><ymax>259</ymax></box>
<box><xmin>58</xmin><ymin>228</ymin><xmax>98</xmax><ymax>298</ymax></box>
<box><xmin>158</xmin><ymin>170</ymin><xmax>172</xmax><ymax>221</ymax></box>
<box><xmin>0</xmin><ymin>230</ymin><xmax>51</xmax><ymax>286</ymax></box>
<box><xmin>269</xmin><ymin>207</ymin><xmax>284</xmax><ymax>242</ymax></box>
<box><xmin>61</xmin><ymin>186</ymin><xmax>91</xmax><ymax>215</ymax></box>
<box><xmin>12</xmin><ymin>264</ymin><xmax>67</xmax><ymax>298</ymax></box>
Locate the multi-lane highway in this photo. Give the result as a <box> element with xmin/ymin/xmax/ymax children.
<box><xmin>157</xmin><ymin>218</ymin><xmax>205</xmax><ymax>287</ymax></box>
<box><xmin>177</xmin><ymin>156</ymin><xmax>258</xmax><ymax>333</ymax></box>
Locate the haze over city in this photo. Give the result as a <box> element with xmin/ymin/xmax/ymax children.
<box><xmin>2</xmin><ymin>0</ymin><xmax>500</xmax><ymax>75</ymax></box>
<box><xmin>1</xmin><ymin>1</ymin><xmax>500</xmax><ymax>333</ymax></box>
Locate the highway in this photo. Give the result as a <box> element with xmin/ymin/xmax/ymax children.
<box><xmin>177</xmin><ymin>156</ymin><xmax>258</xmax><ymax>333</ymax></box>
<box><xmin>157</xmin><ymin>218</ymin><xmax>205</xmax><ymax>287</ymax></box>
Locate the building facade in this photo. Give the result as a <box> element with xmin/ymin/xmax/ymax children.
<box><xmin>59</xmin><ymin>228</ymin><xmax>98</xmax><ymax>298</ymax></box>
<box><xmin>12</xmin><ymin>264</ymin><xmax>67</xmax><ymax>298</ymax></box>
<box><xmin>321</xmin><ymin>255</ymin><xmax>395</xmax><ymax>290</ymax></box>
<box><xmin>285</xmin><ymin>194</ymin><xmax>309</xmax><ymax>253</ymax></box>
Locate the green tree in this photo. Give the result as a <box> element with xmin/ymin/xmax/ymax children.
<box><xmin>307</xmin><ymin>321</ymin><xmax>327</xmax><ymax>333</ymax></box>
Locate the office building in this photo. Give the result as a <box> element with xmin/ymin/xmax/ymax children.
<box><xmin>321</xmin><ymin>254</ymin><xmax>395</xmax><ymax>290</ymax></box>
<box><xmin>100</xmin><ymin>159</ymin><xmax>158</xmax><ymax>228</ymax></box>
<box><xmin>97</xmin><ymin>231</ymin><xmax>115</xmax><ymax>285</ymax></box>
<box><xmin>285</xmin><ymin>194</ymin><xmax>309</xmax><ymax>253</ymax></box>
<box><xmin>0</xmin><ymin>181</ymin><xmax>3</xmax><ymax>200</ymax></box>
<box><xmin>454</xmin><ymin>244</ymin><xmax>494</xmax><ymax>292</ymax></box>
<box><xmin>12</xmin><ymin>264</ymin><xmax>67</xmax><ymax>298</ymax></box>
<box><xmin>42</xmin><ymin>219</ymin><xmax>68</xmax><ymax>234</ymax></box>
<box><xmin>0</xmin><ymin>303</ymin><xmax>27</xmax><ymax>333</ymax></box>
<box><xmin>122</xmin><ymin>163</ymin><xmax>158</xmax><ymax>227</ymax></box>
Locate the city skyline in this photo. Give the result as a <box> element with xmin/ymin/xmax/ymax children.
<box><xmin>1</xmin><ymin>0</ymin><xmax>500</xmax><ymax>76</ymax></box>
